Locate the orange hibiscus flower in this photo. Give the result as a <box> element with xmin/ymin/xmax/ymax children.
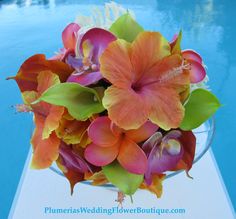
<box><xmin>100</xmin><ymin>32</ymin><xmax>190</xmax><ymax>130</ymax></box>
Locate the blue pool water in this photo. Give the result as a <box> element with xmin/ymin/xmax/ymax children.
<box><xmin>0</xmin><ymin>0</ymin><xmax>235</xmax><ymax>218</ymax></box>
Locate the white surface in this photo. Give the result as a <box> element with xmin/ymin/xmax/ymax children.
<box><xmin>9</xmin><ymin>150</ymin><xmax>235</xmax><ymax>219</ymax></box>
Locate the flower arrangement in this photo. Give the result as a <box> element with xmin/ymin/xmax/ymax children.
<box><xmin>9</xmin><ymin>2</ymin><xmax>220</xmax><ymax>199</ymax></box>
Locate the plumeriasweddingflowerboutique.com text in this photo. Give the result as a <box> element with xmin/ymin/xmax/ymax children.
<box><xmin>44</xmin><ymin>206</ymin><xmax>186</xmax><ymax>216</ymax></box>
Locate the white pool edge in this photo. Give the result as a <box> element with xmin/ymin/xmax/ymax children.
<box><xmin>8</xmin><ymin>149</ymin><xmax>235</xmax><ymax>218</ymax></box>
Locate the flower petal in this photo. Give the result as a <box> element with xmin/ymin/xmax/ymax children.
<box><xmin>66</xmin><ymin>54</ymin><xmax>83</xmax><ymax>71</ymax></box>
<box><xmin>140</xmin><ymin>174</ymin><xmax>165</xmax><ymax>197</ymax></box>
<box><xmin>103</xmin><ymin>86</ymin><xmax>149</xmax><ymax>130</ymax></box>
<box><xmin>180</xmin><ymin>86</ymin><xmax>190</xmax><ymax>103</ymax></box>
<box><xmin>31</xmin><ymin>113</ymin><xmax>60</xmax><ymax>169</ymax></box>
<box><xmin>42</xmin><ymin>105</ymin><xmax>64</xmax><ymax>139</ymax></box>
<box><xmin>57</xmin><ymin>163</ymin><xmax>84</xmax><ymax>195</ymax></box>
<box><xmin>7</xmin><ymin>54</ymin><xmax>73</xmax><ymax>92</ymax></box>
<box><xmin>169</xmin><ymin>33</ymin><xmax>178</xmax><ymax>48</ymax></box>
<box><xmin>140</xmin><ymin>54</ymin><xmax>189</xmax><ymax>92</ymax></box>
<box><xmin>144</xmin><ymin>130</ymin><xmax>193</xmax><ymax>184</ymax></box>
<box><xmin>148</xmin><ymin>145</ymin><xmax>182</xmax><ymax>174</ymax></box>
<box><xmin>169</xmin><ymin>31</ymin><xmax>182</xmax><ymax>55</ymax></box>
<box><xmin>131</xmin><ymin>32</ymin><xmax>171</xmax><ymax>81</ymax></box>
<box><xmin>57</xmin><ymin>159</ymin><xmax>84</xmax><ymax>195</ymax></box>
<box><xmin>50</xmin><ymin>48</ymin><xmax>75</xmax><ymax>62</ymax></box>
<box><xmin>133</xmin><ymin>55</ymin><xmax>189</xmax><ymax>130</ymax></box>
<box><xmin>117</xmin><ymin>137</ymin><xmax>147</xmax><ymax>174</ymax></box>
<box><xmin>85</xmin><ymin>171</ymin><xmax>108</xmax><ymax>186</ymax></box>
<box><xmin>143</xmin><ymin>84</ymin><xmax>185</xmax><ymax>130</ymax></box>
<box><xmin>80</xmin><ymin>28</ymin><xmax>116</xmax><ymax>64</ymax></box>
<box><xmin>59</xmin><ymin>143</ymin><xmax>92</xmax><ymax>173</ymax></box>
<box><xmin>22</xmin><ymin>90</ymin><xmax>39</xmax><ymax>105</ymax></box>
<box><xmin>67</xmin><ymin>71</ymin><xmax>102</xmax><ymax>86</ymax></box>
<box><xmin>100</xmin><ymin>39</ymin><xmax>133</xmax><ymax>88</ymax></box>
<box><xmin>37</xmin><ymin>70</ymin><xmax>60</xmax><ymax>94</ymax></box>
<box><xmin>110</xmin><ymin>122</ymin><xmax>123</xmax><ymax>137</ymax></box>
<box><xmin>182</xmin><ymin>49</ymin><xmax>202</xmax><ymax>64</ymax></box>
<box><xmin>84</xmin><ymin>143</ymin><xmax>119</xmax><ymax>166</ymax></box>
<box><xmin>142</xmin><ymin>132</ymin><xmax>163</xmax><ymax>156</ymax></box>
<box><xmin>88</xmin><ymin>117</ymin><xmax>118</xmax><ymax>147</ymax></box>
<box><xmin>28</xmin><ymin>71</ymin><xmax>65</xmax><ymax>139</ymax></box>
<box><xmin>145</xmin><ymin>137</ymin><xmax>183</xmax><ymax>183</ymax></box>
<box><xmin>125</xmin><ymin>121</ymin><xmax>158</xmax><ymax>143</ymax></box>
<box><xmin>81</xmin><ymin>39</ymin><xmax>94</xmax><ymax>60</ymax></box>
<box><xmin>62</xmin><ymin>23</ymin><xmax>80</xmax><ymax>50</ymax></box>
<box><xmin>187</xmin><ymin>59</ymin><xmax>206</xmax><ymax>83</ymax></box>
<box><xmin>173</xmin><ymin>131</ymin><xmax>196</xmax><ymax>172</ymax></box>
<box><xmin>56</xmin><ymin>118</ymin><xmax>90</xmax><ymax>145</ymax></box>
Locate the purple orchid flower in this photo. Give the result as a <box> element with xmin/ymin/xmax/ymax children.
<box><xmin>66</xmin><ymin>28</ymin><xmax>117</xmax><ymax>86</ymax></box>
<box><xmin>143</xmin><ymin>130</ymin><xmax>196</xmax><ymax>185</ymax></box>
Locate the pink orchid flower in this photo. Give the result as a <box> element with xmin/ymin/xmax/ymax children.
<box><xmin>142</xmin><ymin>130</ymin><xmax>196</xmax><ymax>185</ymax></box>
<box><xmin>66</xmin><ymin>28</ymin><xmax>116</xmax><ymax>86</ymax></box>
<box><xmin>50</xmin><ymin>23</ymin><xmax>81</xmax><ymax>61</ymax></box>
<box><xmin>84</xmin><ymin>116</ymin><xmax>158</xmax><ymax>174</ymax></box>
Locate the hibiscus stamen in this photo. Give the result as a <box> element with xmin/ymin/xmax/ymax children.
<box><xmin>14</xmin><ymin>104</ymin><xmax>31</xmax><ymax>113</ymax></box>
<box><xmin>115</xmin><ymin>191</ymin><xmax>125</xmax><ymax>207</ymax></box>
<box><xmin>159</xmin><ymin>61</ymin><xmax>191</xmax><ymax>83</ymax></box>
<box><xmin>133</xmin><ymin>61</ymin><xmax>191</xmax><ymax>90</ymax></box>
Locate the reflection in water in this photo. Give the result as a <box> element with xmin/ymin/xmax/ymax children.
<box><xmin>0</xmin><ymin>0</ymin><xmax>155</xmax><ymax>8</ymax></box>
<box><xmin>151</xmin><ymin>0</ymin><xmax>227</xmax><ymax>92</ymax></box>
<box><xmin>0</xmin><ymin>0</ymin><xmax>50</xmax><ymax>7</ymax></box>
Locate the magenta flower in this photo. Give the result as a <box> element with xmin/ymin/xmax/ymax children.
<box><xmin>84</xmin><ymin>116</ymin><xmax>158</xmax><ymax>174</ymax></box>
<box><xmin>66</xmin><ymin>28</ymin><xmax>116</xmax><ymax>86</ymax></box>
<box><xmin>143</xmin><ymin>130</ymin><xmax>196</xmax><ymax>185</ymax></box>
<box><xmin>50</xmin><ymin>23</ymin><xmax>81</xmax><ymax>61</ymax></box>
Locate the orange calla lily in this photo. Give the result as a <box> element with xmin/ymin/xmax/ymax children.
<box><xmin>56</xmin><ymin>143</ymin><xmax>92</xmax><ymax>194</ymax></box>
<box><xmin>7</xmin><ymin>54</ymin><xmax>73</xmax><ymax>92</ymax></box>
<box><xmin>100</xmin><ymin>32</ymin><xmax>190</xmax><ymax>130</ymax></box>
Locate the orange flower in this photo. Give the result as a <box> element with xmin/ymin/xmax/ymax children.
<box><xmin>7</xmin><ymin>54</ymin><xmax>73</xmax><ymax>92</ymax></box>
<box><xmin>55</xmin><ymin>115</ymin><xmax>91</xmax><ymax>147</ymax></box>
<box><xmin>22</xmin><ymin>71</ymin><xmax>64</xmax><ymax>169</ymax></box>
<box><xmin>140</xmin><ymin>174</ymin><xmax>165</xmax><ymax>198</ymax></box>
<box><xmin>84</xmin><ymin>116</ymin><xmax>158</xmax><ymax>174</ymax></box>
<box><xmin>100</xmin><ymin>32</ymin><xmax>190</xmax><ymax>130</ymax></box>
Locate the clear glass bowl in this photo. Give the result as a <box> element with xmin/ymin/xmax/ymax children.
<box><xmin>50</xmin><ymin>117</ymin><xmax>215</xmax><ymax>187</ymax></box>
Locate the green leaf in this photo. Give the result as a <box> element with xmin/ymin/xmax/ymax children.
<box><xmin>102</xmin><ymin>161</ymin><xmax>143</xmax><ymax>195</ymax></box>
<box><xmin>180</xmin><ymin>89</ymin><xmax>220</xmax><ymax>130</ymax></box>
<box><xmin>109</xmin><ymin>13</ymin><xmax>144</xmax><ymax>42</ymax></box>
<box><xmin>39</xmin><ymin>83</ymin><xmax>104</xmax><ymax>120</ymax></box>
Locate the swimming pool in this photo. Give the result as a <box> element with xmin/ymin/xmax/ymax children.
<box><xmin>0</xmin><ymin>0</ymin><xmax>235</xmax><ymax>218</ymax></box>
